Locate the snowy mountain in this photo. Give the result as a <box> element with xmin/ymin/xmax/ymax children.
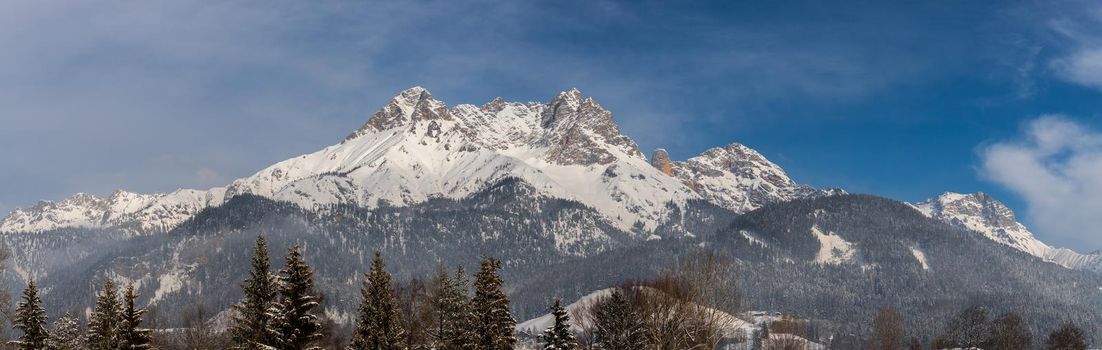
<box><xmin>0</xmin><ymin>189</ymin><xmax>226</xmax><ymax>234</ymax></box>
<box><xmin>2</xmin><ymin>87</ymin><xmax>823</xmax><ymax>237</ymax></box>
<box><xmin>912</xmin><ymin>192</ymin><xmax>1102</xmax><ymax>272</ymax></box>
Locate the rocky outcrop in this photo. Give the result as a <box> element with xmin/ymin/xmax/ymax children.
<box><xmin>650</xmin><ymin>149</ymin><xmax>674</xmax><ymax>176</ymax></box>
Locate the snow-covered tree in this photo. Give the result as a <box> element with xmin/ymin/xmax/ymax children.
<box><xmin>269</xmin><ymin>243</ymin><xmax>323</xmax><ymax>350</ymax></box>
<box><xmin>86</xmin><ymin>280</ymin><xmax>121</xmax><ymax>350</ymax></box>
<box><xmin>540</xmin><ymin>299</ymin><xmax>576</xmax><ymax>350</ymax></box>
<box><xmin>435</xmin><ymin>266</ymin><xmax>477</xmax><ymax>350</ymax></box>
<box><xmin>593</xmin><ymin>288</ymin><xmax>647</xmax><ymax>350</ymax></box>
<box><xmin>472</xmin><ymin>257</ymin><xmax>515</xmax><ymax>350</ymax></box>
<box><xmin>230</xmin><ymin>235</ymin><xmax>279</xmax><ymax>349</ymax></box>
<box><xmin>349</xmin><ymin>251</ymin><xmax>404</xmax><ymax>350</ymax></box>
<box><xmin>117</xmin><ymin>284</ymin><xmax>152</xmax><ymax>350</ymax></box>
<box><xmin>47</xmin><ymin>312</ymin><xmax>84</xmax><ymax>350</ymax></box>
<box><xmin>11</xmin><ymin>280</ymin><xmax>49</xmax><ymax>350</ymax></box>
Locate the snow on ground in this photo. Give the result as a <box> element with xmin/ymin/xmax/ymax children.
<box><xmin>910</xmin><ymin>245</ymin><xmax>930</xmax><ymax>271</ymax></box>
<box><xmin>739</xmin><ymin>230</ymin><xmax>768</xmax><ymax>247</ymax></box>
<box><xmin>811</xmin><ymin>225</ymin><xmax>855</xmax><ymax>265</ymax></box>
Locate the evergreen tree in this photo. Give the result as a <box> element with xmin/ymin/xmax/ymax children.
<box><xmin>593</xmin><ymin>289</ymin><xmax>648</xmax><ymax>350</ymax></box>
<box><xmin>1045</xmin><ymin>323</ymin><xmax>1086</xmax><ymax>350</ymax></box>
<box><xmin>47</xmin><ymin>312</ymin><xmax>84</xmax><ymax>350</ymax></box>
<box><xmin>991</xmin><ymin>312</ymin><xmax>1031</xmax><ymax>350</ymax></box>
<box><xmin>86</xmin><ymin>280</ymin><xmax>122</xmax><ymax>350</ymax></box>
<box><xmin>11</xmin><ymin>280</ymin><xmax>49</xmax><ymax>350</ymax></box>
<box><xmin>540</xmin><ymin>299</ymin><xmax>576</xmax><ymax>350</ymax></box>
<box><xmin>349</xmin><ymin>251</ymin><xmax>404</xmax><ymax>350</ymax></box>
<box><xmin>270</xmin><ymin>243</ymin><xmax>324</xmax><ymax>350</ymax></box>
<box><xmin>472</xmin><ymin>257</ymin><xmax>515</xmax><ymax>350</ymax></box>
<box><xmin>117</xmin><ymin>285</ymin><xmax>152</xmax><ymax>350</ymax></box>
<box><xmin>230</xmin><ymin>235</ymin><xmax>279</xmax><ymax>349</ymax></box>
<box><xmin>437</xmin><ymin>266</ymin><xmax>477</xmax><ymax>350</ymax></box>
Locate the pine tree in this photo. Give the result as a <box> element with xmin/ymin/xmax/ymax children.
<box><xmin>349</xmin><ymin>251</ymin><xmax>404</xmax><ymax>350</ymax></box>
<box><xmin>47</xmin><ymin>312</ymin><xmax>84</xmax><ymax>350</ymax></box>
<box><xmin>1045</xmin><ymin>323</ymin><xmax>1086</xmax><ymax>350</ymax></box>
<box><xmin>11</xmin><ymin>280</ymin><xmax>49</xmax><ymax>350</ymax></box>
<box><xmin>86</xmin><ymin>280</ymin><xmax>122</xmax><ymax>350</ymax></box>
<box><xmin>117</xmin><ymin>284</ymin><xmax>152</xmax><ymax>350</ymax></box>
<box><xmin>269</xmin><ymin>243</ymin><xmax>324</xmax><ymax>350</ymax></box>
<box><xmin>472</xmin><ymin>257</ymin><xmax>515</xmax><ymax>350</ymax></box>
<box><xmin>230</xmin><ymin>235</ymin><xmax>279</xmax><ymax>349</ymax></box>
<box><xmin>593</xmin><ymin>288</ymin><xmax>648</xmax><ymax>350</ymax></box>
<box><xmin>540</xmin><ymin>299</ymin><xmax>577</xmax><ymax>350</ymax></box>
<box><xmin>437</xmin><ymin>266</ymin><xmax>477</xmax><ymax>350</ymax></box>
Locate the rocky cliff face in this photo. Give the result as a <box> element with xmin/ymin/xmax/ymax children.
<box><xmin>647</xmin><ymin>143</ymin><xmax>824</xmax><ymax>213</ymax></box>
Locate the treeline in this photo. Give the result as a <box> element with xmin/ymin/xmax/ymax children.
<box><xmin>1</xmin><ymin>234</ymin><xmax>1095</xmax><ymax>350</ymax></box>
<box><xmin>847</xmin><ymin>306</ymin><xmax>1089</xmax><ymax>350</ymax></box>
<box><xmin>1</xmin><ymin>235</ymin><xmax>520</xmax><ymax>350</ymax></box>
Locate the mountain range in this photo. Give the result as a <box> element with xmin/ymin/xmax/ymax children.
<box><xmin>2</xmin><ymin>87</ymin><xmax>1101</xmax><ymax>339</ymax></box>
<box><xmin>3</xmin><ymin>87</ymin><xmax>1097</xmax><ymax>270</ymax></box>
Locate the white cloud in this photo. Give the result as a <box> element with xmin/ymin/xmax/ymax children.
<box><xmin>1047</xmin><ymin>2</ymin><xmax>1102</xmax><ymax>91</ymax></box>
<box><xmin>981</xmin><ymin>116</ymin><xmax>1102</xmax><ymax>250</ymax></box>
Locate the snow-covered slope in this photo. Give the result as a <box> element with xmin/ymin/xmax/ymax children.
<box><xmin>516</xmin><ymin>288</ymin><xmax>747</xmax><ymax>336</ymax></box>
<box><xmin>2</xmin><ymin>87</ymin><xmax>825</xmax><ymax>236</ymax></box>
<box><xmin>0</xmin><ymin>189</ymin><xmax>226</xmax><ymax>234</ymax></box>
<box><xmin>912</xmin><ymin>192</ymin><xmax>1102</xmax><ymax>271</ymax></box>
<box><xmin>516</xmin><ymin>288</ymin><xmax>824</xmax><ymax>350</ymax></box>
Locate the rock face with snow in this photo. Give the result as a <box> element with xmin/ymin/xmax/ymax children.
<box><xmin>649</xmin><ymin>143</ymin><xmax>823</xmax><ymax>213</ymax></box>
<box><xmin>0</xmin><ymin>189</ymin><xmax>226</xmax><ymax>234</ymax></box>
<box><xmin>913</xmin><ymin>192</ymin><xmax>1102</xmax><ymax>271</ymax></box>
<box><xmin>2</xmin><ymin>87</ymin><xmax>826</xmax><ymax>236</ymax></box>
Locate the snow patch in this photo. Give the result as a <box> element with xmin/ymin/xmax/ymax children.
<box><xmin>811</xmin><ymin>226</ymin><xmax>855</xmax><ymax>265</ymax></box>
<box><xmin>910</xmin><ymin>245</ymin><xmax>930</xmax><ymax>271</ymax></box>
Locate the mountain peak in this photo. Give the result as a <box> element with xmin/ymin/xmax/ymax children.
<box><xmin>344</xmin><ymin>87</ymin><xmax>449</xmax><ymax>141</ymax></box>
<box><xmin>538</xmin><ymin>89</ymin><xmax>642</xmax><ymax>165</ymax></box>
<box><xmin>913</xmin><ymin>191</ymin><xmax>1048</xmax><ymax>256</ymax></box>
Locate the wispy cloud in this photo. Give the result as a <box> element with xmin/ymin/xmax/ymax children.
<box><xmin>980</xmin><ymin>116</ymin><xmax>1102</xmax><ymax>250</ymax></box>
<box><xmin>1046</xmin><ymin>1</ymin><xmax>1102</xmax><ymax>91</ymax></box>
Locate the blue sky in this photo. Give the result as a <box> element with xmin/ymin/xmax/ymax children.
<box><xmin>4</xmin><ymin>0</ymin><xmax>1102</xmax><ymax>250</ymax></box>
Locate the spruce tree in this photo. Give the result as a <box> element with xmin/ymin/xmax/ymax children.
<box><xmin>472</xmin><ymin>257</ymin><xmax>515</xmax><ymax>350</ymax></box>
<box><xmin>86</xmin><ymin>280</ymin><xmax>122</xmax><ymax>350</ymax></box>
<box><xmin>270</xmin><ymin>243</ymin><xmax>323</xmax><ymax>350</ymax></box>
<box><xmin>593</xmin><ymin>288</ymin><xmax>648</xmax><ymax>350</ymax></box>
<box><xmin>47</xmin><ymin>312</ymin><xmax>84</xmax><ymax>350</ymax></box>
<box><xmin>11</xmin><ymin>280</ymin><xmax>49</xmax><ymax>350</ymax></box>
<box><xmin>117</xmin><ymin>284</ymin><xmax>152</xmax><ymax>350</ymax></box>
<box><xmin>540</xmin><ymin>299</ymin><xmax>577</xmax><ymax>350</ymax></box>
<box><xmin>230</xmin><ymin>235</ymin><xmax>279</xmax><ymax>349</ymax></box>
<box><xmin>349</xmin><ymin>251</ymin><xmax>404</xmax><ymax>350</ymax></box>
<box><xmin>438</xmin><ymin>266</ymin><xmax>477</xmax><ymax>350</ymax></box>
